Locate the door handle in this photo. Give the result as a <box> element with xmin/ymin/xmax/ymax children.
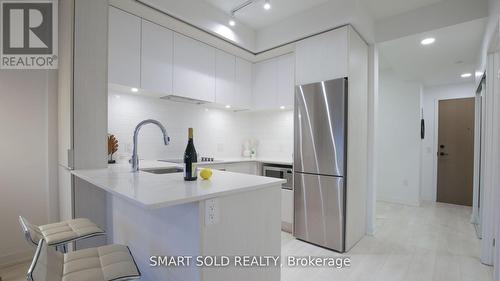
<box><xmin>439</xmin><ymin>152</ymin><xmax>449</xmax><ymax>156</ymax></box>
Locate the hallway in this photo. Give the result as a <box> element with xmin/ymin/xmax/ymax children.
<box><xmin>281</xmin><ymin>201</ymin><xmax>493</xmax><ymax>281</ymax></box>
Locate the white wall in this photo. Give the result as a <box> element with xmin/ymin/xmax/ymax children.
<box><xmin>243</xmin><ymin>110</ymin><xmax>294</xmax><ymax>159</ymax></box>
<box><xmin>108</xmin><ymin>93</ymin><xmax>294</xmax><ymax>162</ymax></box>
<box><xmin>376</xmin><ymin>71</ymin><xmax>422</xmax><ymax>206</ymax></box>
<box><xmin>0</xmin><ymin>70</ymin><xmax>58</xmax><ymax>267</ymax></box>
<box><xmin>420</xmin><ymin>82</ymin><xmax>475</xmax><ymax>202</ymax></box>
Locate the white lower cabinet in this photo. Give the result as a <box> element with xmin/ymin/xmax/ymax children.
<box><xmin>281</xmin><ymin>189</ymin><xmax>294</xmax><ymax>232</ymax></box>
<box><xmin>201</xmin><ymin>162</ymin><xmax>258</xmax><ymax>175</ymax></box>
<box><xmin>225</xmin><ymin>162</ymin><xmax>258</xmax><ymax>175</ymax></box>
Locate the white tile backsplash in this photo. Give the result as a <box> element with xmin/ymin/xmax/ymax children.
<box><xmin>108</xmin><ymin>92</ymin><xmax>293</xmax><ymax>162</ymax></box>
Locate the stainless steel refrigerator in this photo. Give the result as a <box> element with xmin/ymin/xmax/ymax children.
<box><xmin>294</xmin><ymin>77</ymin><xmax>347</xmax><ymax>252</ymax></box>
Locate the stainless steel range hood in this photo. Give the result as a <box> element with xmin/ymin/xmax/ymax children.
<box><xmin>160</xmin><ymin>95</ymin><xmax>209</xmax><ymax>105</ymax></box>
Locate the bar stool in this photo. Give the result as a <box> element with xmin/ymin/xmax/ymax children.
<box><xmin>19</xmin><ymin>216</ymin><xmax>105</xmax><ymax>252</ymax></box>
<box><xmin>27</xmin><ymin>239</ymin><xmax>141</xmax><ymax>281</ymax></box>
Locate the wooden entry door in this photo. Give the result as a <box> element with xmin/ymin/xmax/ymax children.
<box><xmin>437</xmin><ymin>98</ymin><xmax>475</xmax><ymax>206</ymax></box>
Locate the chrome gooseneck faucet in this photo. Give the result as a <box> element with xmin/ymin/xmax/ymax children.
<box><xmin>130</xmin><ymin>119</ymin><xmax>170</xmax><ymax>172</ymax></box>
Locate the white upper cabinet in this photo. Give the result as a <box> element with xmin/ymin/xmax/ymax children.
<box><xmin>141</xmin><ymin>20</ymin><xmax>173</xmax><ymax>96</ymax></box>
<box><xmin>215</xmin><ymin>50</ymin><xmax>235</xmax><ymax>106</ymax></box>
<box><xmin>252</xmin><ymin>58</ymin><xmax>278</xmax><ymax>110</ymax></box>
<box><xmin>252</xmin><ymin>53</ymin><xmax>295</xmax><ymax>110</ymax></box>
<box><xmin>234</xmin><ymin>57</ymin><xmax>252</xmax><ymax>108</ymax></box>
<box><xmin>295</xmin><ymin>27</ymin><xmax>348</xmax><ymax>85</ymax></box>
<box><xmin>173</xmin><ymin>33</ymin><xmax>216</xmax><ymax>102</ymax></box>
<box><xmin>108</xmin><ymin>7</ymin><xmax>141</xmax><ymax>88</ymax></box>
<box><xmin>276</xmin><ymin>53</ymin><xmax>295</xmax><ymax>109</ymax></box>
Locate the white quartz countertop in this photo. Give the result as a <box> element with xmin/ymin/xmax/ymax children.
<box><xmin>71</xmin><ymin>162</ymin><xmax>285</xmax><ymax>209</ymax></box>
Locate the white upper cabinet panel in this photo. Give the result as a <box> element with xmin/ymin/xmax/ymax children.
<box><xmin>215</xmin><ymin>50</ymin><xmax>235</xmax><ymax>106</ymax></box>
<box><xmin>141</xmin><ymin>20</ymin><xmax>173</xmax><ymax>96</ymax></box>
<box><xmin>234</xmin><ymin>57</ymin><xmax>252</xmax><ymax>108</ymax></box>
<box><xmin>108</xmin><ymin>7</ymin><xmax>141</xmax><ymax>88</ymax></box>
<box><xmin>295</xmin><ymin>27</ymin><xmax>349</xmax><ymax>85</ymax></box>
<box><xmin>173</xmin><ymin>33</ymin><xmax>216</xmax><ymax>102</ymax></box>
<box><xmin>276</xmin><ymin>53</ymin><xmax>295</xmax><ymax>109</ymax></box>
<box><xmin>252</xmin><ymin>58</ymin><xmax>278</xmax><ymax>110</ymax></box>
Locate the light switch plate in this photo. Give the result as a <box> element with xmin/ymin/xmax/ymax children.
<box><xmin>205</xmin><ymin>198</ymin><xmax>219</xmax><ymax>225</ymax></box>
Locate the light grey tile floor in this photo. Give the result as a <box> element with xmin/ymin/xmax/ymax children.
<box><xmin>281</xmin><ymin>201</ymin><xmax>493</xmax><ymax>281</ymax></box>
<box><xmin>0</xmin><ymin>202</ymin><xmax>493</xmax><ymax>281</ymax></box>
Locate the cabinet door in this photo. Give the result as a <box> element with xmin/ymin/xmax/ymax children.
<box><xmin>281</xmin><ymin>189</ymin><xmax>294</xmax><ymax>225</ymax></box>
<box><xmin>215</xmin><ymin>50</ymin><xmax>235</xmax><ymax>106</ymax></box>
<box><xmin>252</xmin><ymin>58</ymin><xmax>278</xmax><ymax>110</ymax></box>
<box><xmin>225</xmin><ymin>162</ymin><xmax>258</xmax><ymax>175</ymax></box>
<box><xmin>173</xmin><ymin>33</ymin><xmax>216</xmax><ymax>102</ymax></box>
<box><xmin>276</xmin><ymin>53</ymin><xmax>295</xmax><ymax>109</ymax></box>
<box><xmin>141</xmin><ymin>20</ymin><xmax>173</xmax><ymax>96</ymax></box>
<box><xmin>295</xmin><ymin>27</ymin><xmax>348</xmax><ymax>85</ymax></box>
<box><xmin>234</xmin><ymin>57</ymin><xmax>252</xmax><ymax>109</ymax></box>
<box><xmin>108</xmin><ymin>7</ymin><xmax>141</xmax><ymax>88</ymax></box>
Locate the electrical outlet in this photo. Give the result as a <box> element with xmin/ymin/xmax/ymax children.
<box><xmin>205</xmin><ymin>199</ymin><xmax>219</xmax><ymax>225</ymax></box>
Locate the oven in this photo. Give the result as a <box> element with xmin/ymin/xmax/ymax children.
<box><xmin>262</xmin><ymin>165</ymin><xmax>293</xmax><ymax>190</ymax></box>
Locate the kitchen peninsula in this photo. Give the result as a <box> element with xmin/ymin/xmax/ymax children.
<box><xmin>71</xmin><ymin>162</ymin><xmax>284</xmax><ymax>281</ymax></box>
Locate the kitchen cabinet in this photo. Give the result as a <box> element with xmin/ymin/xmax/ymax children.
<box><xmin>234</xmin><ymin>57</ymin><xmax>252</xmax><ymax>108</ymax></box>
<box><xmin>252</xmin><ymin>58</ymin><xmax>278</xmax><ymax>110</ymax></box>
<box><xmin>225</xmin><ymin>162</ymin><xmax>259</xmax><ymax>175</ymax></box>
<box><xmin>296</xmin><ymin>25</ymin><xmax>368</xmax><ymax>250</ymax></box>
<box><xmin>141</xmin><ymin>20</ymin><xmax>173</xmax><ymax>96</ymax></box>
<box><xmin>200</xmin><ymin>162</ymin><xmax>259</xmax><ymax>175</ymax></box>
<box><xmin>215</xmin><ymin>50</ymin><xmax>235</xmax><ymax>106</ymax></box>
<box><xmin>252</xmin><ymin>53</ymin><xmax>295</xmax><ymax>110</ymax></box>
<box><xmin>295</xmin><ymin>27</ymin><xmax>349</xmax><ymax>85</ymax></box>
<box><xmin>281</xmin><ymin>189</ymin><xmax>294</xmax><ymax>233</ymax></box>
<box><xmin>173</xmin><ymin>33</ymin><xmax>216</xmax><ymax>102</ymax></box>
<box><xmin>276</xmin><ymin>53</ymin><xmax>295</xmax><ymax>109</ymax></box>
<box><xmin>108</xmin><ymin>7</ymin><xmax>141</xmax><ymax>88</ymax></box>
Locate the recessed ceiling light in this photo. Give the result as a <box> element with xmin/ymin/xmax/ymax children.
<box><xmin>279</xmin><ymin>106</ymin><xmax>285</xmax><ymax>110</ymax></box>
<box><xmin>229</xmin><ymin>13</ymin><xmax>236</xmax><ymax>26</ymax></box>
<box><xmin>225</xmin><ymin>105</ymin><xmax>231</xmax><ymax>109</ymax></box>
<box><xmin>461</xmin><ymin>73</ymin><xmax>472</xmax><ymax>78</ymax></box>
<box><xmin>475</xmin><ymin>71</ymin><xmax>484</xmax><ymax>77</ymax></box>
<box><xmin>420</xmin><ymin>38</ymin><xmax>435</xmax><ymax>45</ymax></box>
<box><xmin>131</xmin><ymin>87</ymin><xmax>139</xmax><ymax>93</ymax></box>
<box><xmin>263</xmin><ymin>0</ymin><xmax>271</xmax><ymax>10</ymax></box>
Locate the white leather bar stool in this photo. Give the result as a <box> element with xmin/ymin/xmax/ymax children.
<box><xmin>19</xmin><ymin>216</ymin><xmax>105</xmax><ymax>252</ymax></box>
<box><xmin>27</xmin><ymin>239</ymin><xmax>141</xmax><ymax>281</ymax></box>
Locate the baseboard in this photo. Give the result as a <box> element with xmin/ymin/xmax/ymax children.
<box><xmin>281</xmin><ymin>222</ymin><xmax>292</xmax><ymax>233</ymax></box>
<box><xmin>377</xmin><ymin>198</ymin><xmax>420</xmax><ymax>207</ymax></box>
<box><xmin>0</xmin><ymin>250</ymin><xmax>33</xmax><ymax>269</ymax></box>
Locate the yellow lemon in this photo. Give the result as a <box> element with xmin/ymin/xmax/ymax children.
<box><xmin>200</xmin><ymin>168</ymin><xmax>213</xmax><ymax>180</ymax></box>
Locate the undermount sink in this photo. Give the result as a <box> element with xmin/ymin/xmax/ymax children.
<box><xmin>141</xmin><ymin>167</ymin><xmax>184</xmax><ymax>174</ymax></box>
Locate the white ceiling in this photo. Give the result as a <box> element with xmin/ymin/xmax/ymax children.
<box><xmin>203</xmin><ymin>0</ymin><xmax>331</xmax><ymax>29</ymax></box>
<box><xmin>379</xmin><ymin>18</ymin><xmax>487</xmax><ymax>86</ymax></box>
<box><xmin>361</xmin><ymin>0</ymin><xmax>447</xmax><ymax>20</ymax></box>
<box><xmin>203</xmin><ymin>0</ymin><xmax>454</xmax><ymax>30</ymax></box>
